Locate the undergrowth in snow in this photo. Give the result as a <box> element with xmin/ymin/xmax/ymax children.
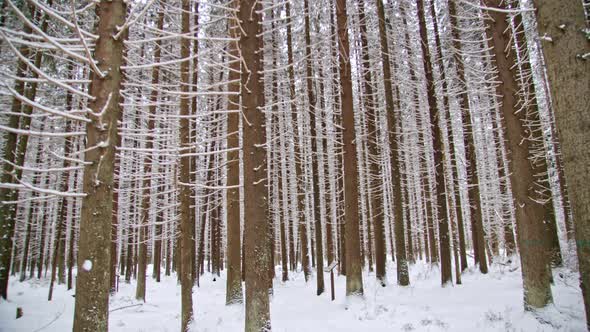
<box><xmin>0</xmin><ymin>260</ymin><xmax>585</xmax><ymax>331</ymax></box>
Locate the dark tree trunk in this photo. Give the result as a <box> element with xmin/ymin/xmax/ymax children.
<box><xmin>417</xmin><ymin>0</ymin><xmax>453</xmax><ymax>286</ymax></box>
<box><xmin>225</xmin><ymin>0</ymin><xmax>243</xmax><ymax>304</ymax></box>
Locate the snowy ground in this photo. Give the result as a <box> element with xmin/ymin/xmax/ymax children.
<box><xmin>0</xmin><ymin>260</ymin><xmax>585</xmax><ymax>331</ymax></box>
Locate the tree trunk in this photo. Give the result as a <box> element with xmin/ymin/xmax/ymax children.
<box><xmin>335</xmin><ymin>0</ymin><xmax>363</xmax><ymax>296</ymax></box>
<box><xmin>531</xmin><ymin>0</ymin><xmax>589</xmax><ymax>322</ymax></box>
<box><xmin>72</xmin><ymin>1</ymin><xmax>127</xmax><ymax>330</ymax></box>
<box><xmin>417</xmin><ymin>0</ymin><xmax>453</xmax><ymax>286</ymax></box>
<box><xmin>302</xmin><ymin>0</ymin><xmax>325</xmax><ymax>296</ymax></box>
<box><xmin>285</xmin><ymin>1</ymin><xmax>311</xmax><ymax>282</ymax></box>
<box><xmin>484</xmin><ymin>0</ymin><xmax>553</xmax><ymax>309</ymax></box>
<box><xmin>0</xmin><ymin>17</ymin><xmax>35</xmax><ymax>300</ymax></box>
<box><xmin>357</xmin><ymin>0</ymin><xmax>386</xmax><ymax>286</ymax></box>
<box><xmin>178</xmin><ymin>1</ymin><xmax>195</xmax><ymax>330</ymax></box>
<box><xmin>376</xmin><ymin>0</ymin><xmax>410</xmax><ymax>286</ymax></box>
<box><xmin>240</xmin><ymin>0</ymin><xmax>271</xmax><ymax>330</ymax></box>
<box><xmin>447</xmin><ymin>0</ymin><xmax>488</xmax><ymax>273</ymax></box>
<box><xmin>225</xmin><ymin>1</ymin><xmax>243</xmax><ymax>304</ymax></box>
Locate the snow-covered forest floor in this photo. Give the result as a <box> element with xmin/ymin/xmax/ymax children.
<box><xmin>0</xmin><ymin>260</ymin><xmax>585</xmax><ymax>331</ymax></box>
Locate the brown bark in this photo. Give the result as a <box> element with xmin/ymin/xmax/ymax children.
<box><xmin>72</xmin><ymin>1</ymin><xmax>127</xmax><ymax>330</ymax></box>
<box><xmin>484</xmin><ymin>0</ymin><xmax>553</xmax><ymax>309</ymax></box>
<box><xmin>225</xmin><ymin>1</ymin><xmax>243</xmax><ymax>304</ymax></box>
<box><xmin>48</xmin><ymin>117</ymin><xmax>73</xmax><ymax>300</ymax></box>
<box><xmin>336</xmin><ymin>0</ymin><xmax>363</xmax><ymax>296</ymax></box>
<box><xmin>285</xmin><ymin>1</ymin><xmax>310</xmax><ymax>281</ymax></box>
<box><xmin>376</xmin><ymin>0</ymin><xmax>409</xmax><ymax>286</ymax></box>
<box><xmin>429</xmin><ymin>0</ymin><xmax>461</xmax><ymax>285</ymax></box>
<box><xmin>303</xmin><ymin>0</ymin><xmax>325</xmax><ymax>295</ymax></box>
<box><xmin>136</xmin><ymin>6</ymin><xmax>164</xmax><ymax>301</ymax></box>
<box><xmin>0</xmin><ymin>16</ymin><xmax>35</xmax><ymax>300</ymax></box>
<box><xmin>357</xmin><ymin>0</ymin><xmax>385</xmax><ymax>285</ymax></box>
<box><xmin>240</xmin><ymin>0</ymin><xmax>271</xmax><ymax>330</ymax></box>
<box><xmin>189</xmin><ymin>0</ymin><xmax>200</xmax><ymax>288</ymax></box>
<box><xmin>448</xmin><ymin>0</ymin><xmax>487</xmax><ymax>273</ymax></box>
<box><xmin>417</xmin><ymin>0</ymin><xmax>452</xmax><ymax>285</ymax></box>
<box><xmin>178</xmin><ymin>0</ymin><xmax>194</xmax><ymax>330</ymax></box>
<box><xmin>531</xmin><ymin>0</ymin><xmax>589</xmax><ymax>321</ymax></box>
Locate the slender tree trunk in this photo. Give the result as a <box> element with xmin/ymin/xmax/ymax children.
<box><xmin>67</xmin><ymin>167</ymin><xmax>79</xmax><ymax>290</ymax></box>
<box><xmin>302</xmin><ymin>0</ymin><xmax>325</xmax><ymax>296</ymax></box>
<box><xmin>428</xmin><ymin>0</ymin><xmax>461</xmax><ymax>285</ymax></box>
<box><xmin>225</xmin><ymin>2</ymin><xmax>243</xmax><ymax>304</ymax></box>
<box><xmin>0</xmin><ymin>18</ymin><xmax>36</xmax><ymax>300</ymax></box>
<box><xmin>376</xmin><ymin>0</ymin><xmax>409</xmax><ymax>286</ymax></box>
<box><xmin>356</xmin><ymin>0</ymin><xmax>386</xmax><ymax>285</ymax></box>
<box><xmin>178</xmin><ymin>0</ymin><xmax>195</xmax><ymax>330</ymax></box>
<box><xmin>448</xmin><ymin>0</ymin><xmax>488</xmax><ymax>273</ymax></box>
<box><xmin>285</xmin><ymin>1</ymin><xmax>311</xmax><ymax>282</ymax></box>
<box><xmin>136</xmin><ymin>5</ymin><xmax>165</xmax><ymax>302</ymax></box>
<box><xmin>48</xmin><ymin>117</ymin><xmax>74</xmax><ymax>300</ymax></box>
<box><xmin>417</xmin><ymin>0</ymin><xmax>452</xmax><ymax>286</ymax></box>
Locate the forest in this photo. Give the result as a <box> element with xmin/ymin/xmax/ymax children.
<box><xmin>0</xmin><ymin>0</ymin><xmax>588</xmax><ymax>331</ymax></box>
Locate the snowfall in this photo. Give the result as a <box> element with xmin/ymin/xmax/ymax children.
<box><xmin>0</xmin><ymin>259</ymin><xmax>586</xmax><ymax>331</ymax></box>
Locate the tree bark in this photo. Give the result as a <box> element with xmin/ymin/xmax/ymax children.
<box><xmin>531</xmin><ymin>0</ymin><xmax>589</xmax><ymax>322</ymax></box>
<box><xmin>178</xmin><ymin>0</ymin><xmax>194</xmax><ymax>330</ymax></box>
<box><xmin>484</xmin><ymin>0</ymin><xmax>553</xmax><ymax>309</ymax></box>
<box><xmin>240</xmin><ymin>0</ymin><xmax>271</xmax><ymax>330</ymax></box>
<box><xmin>72</xmin><ymin>1</ymin><xmax>127</xmax><ymax>330</ymax></box>
<box><xmin>448</xmin><ymin>0</ymin><xmax>487</xmax><ymax>273</ymax></box>
<box><xmin>225</xmin><ymin>1</ymin><xmax>243</xmax><ymax>304</ymax></box>
<box><xmin>417</xmin><ymin>0</ymin><xmax>453</xmax><ymax>286</ymax></box>
<box><xmin>376</xmin><ymin>0</ymin><xmax>410</xmax><ymax>286</ymax></box>
<box><xmin>303</xmin><ymin>0</ymin><xmax>325</xmax><ymax>296</ymax></box>
<box><xmin>335</xmin><ymin>0</ymin><xmax>364</xmax><ymax>296</ymax></box>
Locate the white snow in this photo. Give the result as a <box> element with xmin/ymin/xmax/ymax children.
<box><xmin>82</xmin><ymin>260</ymin><xmax>93</xmax><ymax>272</ymax></box>
<box><xmin>0</xmin><ymin>260</ymin><xmax>585</xmax><ymax>331</ymax></box>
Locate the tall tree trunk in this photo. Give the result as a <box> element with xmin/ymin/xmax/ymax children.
<box><xmin>72</xmin><ymin>1</ymin><xmax>127</xmax><ymax>330</ymax></box>
<box><xmin>335</xmin><ymin>0</ymin><xmax>363</xmax><ymax>296</ymax></box>
<box><xmin>357</xmin><ymin>0</ymin><xmax>386</xmax><ymax>285</ymax></box>
<box><xmin>483</xmin><ymin>0</ymin><xmax>553</xmax><ymax>309</ymax></box>
<box><xmin>376</xmin><ymin>0</ymin><xmax>410</xmax><ymax>286</ymax></box>
<box><xmin>225</xmin><ymin>2</ymin><xmax>243</xmax><ymax>304</ymax></box>
<box><xmin>189</xmin><ymin>0</ymin><xmax>200</xmax><ymax>288</ymax></box>
<box><xmin>178</xmin><ymin>0</ymin><xmax>194</xmax><ymax>330</ymax></box>
<box><xmin>531</xmin><ymin>0</ymin><xmax>589</xmax><ymax>322</ymax></box>
<box><xmin>0</xmin><ymin>12</ymin><xmax>36</xmax><ymax>300</ymax></box>
<box><xmin>136</xmin><ymin>5</ymin><xmax>165</xmax><ymax>302</ymax></box>
<box><xmin>417</xmin><ymin>0</ymin><xmax>453</xmax><ymax>286</ymax></box>
<box><xmin>303</xmin><ymin>0</ymin><xmax>325</xmax><ymax>296</ymax></box>
<box><xmin>285</xmin><ymin>1</ymin><xmax>311</xmax><ymax>281</ymax></box>
<box><xmin>240</xmin><ymin>0</ymin><xmax>271</xmax><ymax>330</ymax></box>
<box><xmin>511</xmin><ymin>12</ymin><xmax>562</xmax><ymax>267</ymax></box>
<box><xmin>429</xmin><ymin>0</ymin><xmax>461</xmax><ymax>285</ymax></box>
<box><xmin>448</xmin><ymin>0</ymin><xmax>488</xmax><ymax>273</ymax></box>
